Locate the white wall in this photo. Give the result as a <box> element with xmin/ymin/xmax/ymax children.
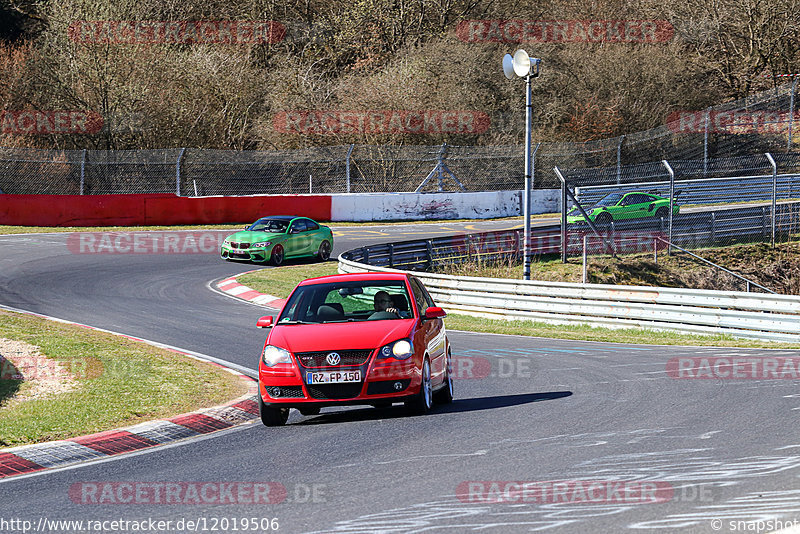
<box><xmin>330</xmin><ymin>189</ymin><xmax>560</xmax><ymax>221</ymax></box>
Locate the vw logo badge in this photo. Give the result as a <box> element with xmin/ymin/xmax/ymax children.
<box><xmin>326</xmin><ymin>352</ymin><xmax>341</xmax><ymax>366</ymax></box>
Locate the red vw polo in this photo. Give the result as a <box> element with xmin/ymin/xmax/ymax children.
<box><xmin>255</xmin><ymin>272</ymin><xmax>453</xmax><ymax>426</ymax></box>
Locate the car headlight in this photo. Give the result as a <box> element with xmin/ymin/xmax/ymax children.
<box><xmin>252</xmin><ymin>242</ymin><xmax>271</xmax><ymax>248</ymax></box>
<box><xmin>261</xmin><ymin>345</ymin><xmax>292</xmax><ymax>367</ymax></box>
<box><xmin>378</xmin><ymin>339</ymin><xmax>414</xmax><ymax>360</ymax></box>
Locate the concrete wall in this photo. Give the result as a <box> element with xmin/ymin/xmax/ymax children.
<box><xmin>330</xmin><ymin>189</ymin><xmax>559</xmax><ymax>221</ymax></box>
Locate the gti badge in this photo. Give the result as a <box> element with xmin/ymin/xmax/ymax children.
<box><xmin>326</xmin><ymin>352</ymin><xmax>341</xmax><ymax>366</ymax></box>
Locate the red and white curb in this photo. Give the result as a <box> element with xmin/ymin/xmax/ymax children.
<box><xmin>0</xmin><ymin>305</ymin><xmax>260</xmax><ymax>480</ymax></box>
<box><xmin>216</xmin><ymin>271</ymin><xmax>286</xmax><ymax>309</ymax></box>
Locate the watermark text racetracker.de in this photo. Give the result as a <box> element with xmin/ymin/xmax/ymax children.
<box><xmin>68</xmin><ymin>480</ymin><xmax>326</xmax><ymax>504</ymax></box>
<box><xmin>456</xmin><ymin>19</ymin><xmax>674</xmax><ymax>43</ymax></box>
<box><xmin>457</xmin><ymin>480</ymin><xmax>674</xmax><ymax>504</ymax></box>
<box><xmin>273</xmin><ymin>110</ymin><xmax>490</xmax><ymax>135</ymax></box>
<box><xmin>67</xmin><ymin>232</ymin><xmax>227</xmax><ymax>255</ymax></box>
<box><xmin>667</xmin><ymin>357</ymin><xmax>800</xmax><ymax>379</ymax></box>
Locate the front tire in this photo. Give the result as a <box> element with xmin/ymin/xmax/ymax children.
<box><xmin>406</xmin><ymin>358</ymin><xmax>433</xmax><ymax>415</ymax></box>
<box><xmin>270</xmin><ymin>245</ymin><xmax>284</xmax><ymax>266</ymax></box>
<box><xmin>594</xmin><ymin>212</ymin><xmax>612</xmax><ymax>226</ymax></box>
<box><xmin>317</xmin><ymin>240</ymin><xmax>331</xmax><ymax>261</ymax></box>
<box><xmin>258</xmin><ymin>395</ymin><xmax>289</xmax><ymax>426</ymax></box>
<box><xmin>433</xmin><ymin>350</ymin><xmax>454</xmax><ymax>404</ymax></box>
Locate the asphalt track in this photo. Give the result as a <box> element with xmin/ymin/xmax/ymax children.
<box><xmin>1</xmin><ymin>220</ymin><xmax>800</xmax><ymax>534</ymax></box>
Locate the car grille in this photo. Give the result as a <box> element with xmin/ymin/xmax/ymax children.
<box><xmin>296</xmin><ymin>350</ymin><xmax>373</xmax><ymax>368</ymax></box>
<box><xmin>306</xmin><ymin>383</ymin><xmax>364</xmax><ymax>400</ymax></box>
<box><xmin>229</xmin><ymin>242</ymin><xmax>250</xmax><ymax>249</ymax></box>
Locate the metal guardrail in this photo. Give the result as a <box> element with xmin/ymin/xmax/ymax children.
<box><xmin>337</xmin><ymin>202</ymin><xmax>800</xmax><ymax>341</ymax></box>
<box><xmin>338</xmin><ymin>255</ymin><xmax>800</xmax><ymax>342</ymax></box>
<box><xmin>575</xmin><ymin>173</ymin><xmax>800</xmax><ymax>206</ymax></box>
<box><xmin>340</xmin><ymin>201</ymin><xmax>800</xmax><ymax>272</ymax></box>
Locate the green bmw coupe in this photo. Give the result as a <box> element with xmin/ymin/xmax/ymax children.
<box><xmin>220</xmin><ymin>216</ymin><xmax>334</xmax><ymax>266</ymax></box>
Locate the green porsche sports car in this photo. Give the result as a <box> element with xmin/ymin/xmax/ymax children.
<box><xmin>220</xmin><ymin>215</ymin><xmax>334</xmax><ymax>266</ymax></box>
<box><xmin>567</xmin><ymin>191</ymin><xmax>679</xmax><ymax>225</ymax></box>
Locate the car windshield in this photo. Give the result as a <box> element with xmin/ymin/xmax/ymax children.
<box><xmin>568</xmin><ymin>192</ymin><xmax>625</xmax><ymax>215</ymax></box>
<box><xmin>247</xmin><ymin>218</ymin><xmax>290</xmax><ymax>233</ymax></box>
<box><xmin>278</xmin><ymin>280</ymin><xmax>414</xmax><ymax>324</ymax></box>
<box><xmin>593</xmin><ymin>192</ymin><xmax>625</xmax><ymax>207</ymax></box>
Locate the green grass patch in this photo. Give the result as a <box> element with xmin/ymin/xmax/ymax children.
<box><xmin>237</xmin><ymin>262</ymin><xmax>339</xmax><ymax>297</ymax></box>
<box><xmin>235</xmin><ymin>262</ymin><xmax>800</xmax><ymax>349</ymax></box>
<box><xmin>0</xmin><ymin>310</ymin><xmax>246</xmax><ymax>447</ymax></box>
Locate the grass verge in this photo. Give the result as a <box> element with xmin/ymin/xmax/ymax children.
<box><xmin>0</xmin><ymin>309</ymin><xmax>246</xmax><ymax>447</ymax></box>
<box><xmin>234</xmin><ymin>263</ymin><xmax>800</xmax><ymax>349</ymax></box>
<box><xmin>438</xmin><ymin>241</ymin><xmax>800</xmax><ymax>295</ymax></box>
<box><xmin>237</xmin><ymin>261</ymin><xmax>340</xmax><ymax>297</ymax></box>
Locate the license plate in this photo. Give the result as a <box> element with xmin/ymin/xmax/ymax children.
<box><xmin>306</xmin><ymin>370</ymin><xmax>361</xmax><ymax>384</ymax></box>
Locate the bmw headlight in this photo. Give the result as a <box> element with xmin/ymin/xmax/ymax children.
<box><xmin>378</xmin><ymin>339</ymin><xmax>414</xmax><ymax>360</ymax></box>
<box><xmin>252</xmin><ymin>242</ymin><xmax>271</xmax><ymax>248</ymax></box>
<box><xmin>261</xmin><ymin>345</ymin><xmax>292</xmax><ymax>367</ymax></box>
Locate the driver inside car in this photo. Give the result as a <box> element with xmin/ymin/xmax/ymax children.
<box><xmin>373</xmin><ymin>291</ymin><xmax>399</xmax><ymax>316</ymax></box>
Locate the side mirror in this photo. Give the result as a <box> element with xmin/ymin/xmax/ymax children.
<box><xmin>423</xmin><ymin>306</ymin><xmax>446</xmax><ymax>320</ymax></box>
<box><xmin>256</xmin><ymin>316</ymin><xmax>274</xmax><ymax>328</ymax></box>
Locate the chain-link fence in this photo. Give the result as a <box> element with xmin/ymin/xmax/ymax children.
<box><xmin>556</xmin><ymin>149</ymin><xmax>800</xmax><ymax>293</ymax></box>
<box><xmin>1</xmin><ymin>79</ymin><xmax>799</xmax><ymax>196</ymax></box>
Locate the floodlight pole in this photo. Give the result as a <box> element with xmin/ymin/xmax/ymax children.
<box><xmin>523</xmin><ymin>73</ymin><xmax>532</xmax><ymax>280</ymax></box>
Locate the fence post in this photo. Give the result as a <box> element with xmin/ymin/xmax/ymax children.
<box><xmin>662</xmin><ymin>160</ymin><xmax>675</xmax><ymax>255</ymax></box>
<box><xmin>616</xmin><ymin>135</ymin><xmax>625</xmax><ymax>184</ymax></box>
<box><xmin>703</xmin><ymin>107</ymin><xmax>710</xmax><ymax>177</ymax></box>
<box><xmin>80</xmin><ymin>149</ymin><xmax>87</xmax><ymax>195</ymax></box>
<box><xmin>789</xmin><ymin>77</ymin><xmax>798</xmax><ymax>151</ymax></box>
<box><xmin>766</xmin><ymin>152</ymin><xmax>777</xmax><ymax>247</ymax></box>
<box><xmin>345</xmin><ymin>144</ymin><xmax>354</xmax><ymax>193</ymax></box>
<box><xmin>388</xmin><ymin>243</ymin><xmax>394</xmax><ymax>267</ymax></box>
<box><xmin>176</xmin><ymin>148</ymin><xmax>186</xmax><ymax>196</ymax></box>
